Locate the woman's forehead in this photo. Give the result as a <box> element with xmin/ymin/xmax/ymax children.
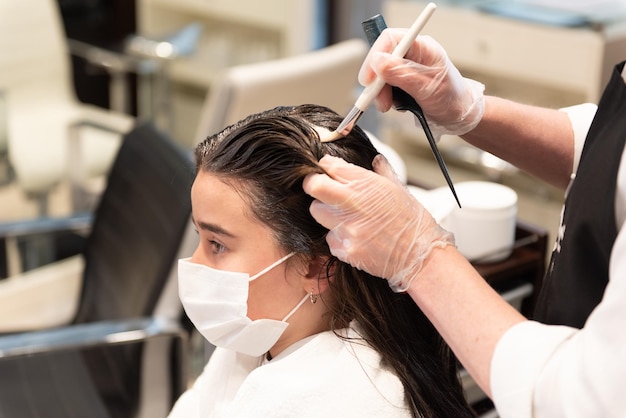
<box><xmin>191</xmin><ymin>172</ymin><xmax>256</xmax><ymax>229</ymax></box>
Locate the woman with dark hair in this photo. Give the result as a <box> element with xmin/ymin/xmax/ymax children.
<box><xmin>169</xmin><ymin>104</ymin><xmax>475</xmax><ymax>418</ymax></box>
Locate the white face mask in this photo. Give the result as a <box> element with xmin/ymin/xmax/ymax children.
<box><xmin>178</xmin><ymin>253</ymin><xmax>308</xmax><ymax>357</ymax></box>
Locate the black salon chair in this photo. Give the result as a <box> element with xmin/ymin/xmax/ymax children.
<box><xmin>0</xmin><ymin>122</ymin><xmax>196</xmax><ymax>418</ymax></box>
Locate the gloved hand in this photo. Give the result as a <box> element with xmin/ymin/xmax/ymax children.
<box><xmin>359</xmin><ymin>31</ymin><xmax>485</xmax><ymax>139</ymax></box>
<box><xmin>303</xmin><ymin>154</ymin><xmax>454</xmax><ymax>292</ymax></box>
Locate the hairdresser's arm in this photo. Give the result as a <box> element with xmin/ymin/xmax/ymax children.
<box><xmin>406</xmin><ymin>245</ymin><xmax>525</xmax><ymax>396</ymax></box>
<box><xmin>403</xmin><ymin>238</ymin><xmax>621</xmax><ymax>418</ymax></box>
<box><xmin>460</xmin><ymin>96</ymin><xmax>574</xmax><ymax>189</ymax></box>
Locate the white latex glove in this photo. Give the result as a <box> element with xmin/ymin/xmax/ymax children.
<box><xmin>359</xmin><ymin>31</ymin><xmax>485</xmax><ymax>139</ymax></box>
<box><xmin>303</xmin><ymin>154</ymin><xmax>454</xmax><ymax>292</ymax></box>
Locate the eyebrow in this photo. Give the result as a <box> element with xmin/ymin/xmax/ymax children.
<box><xmin>192</xmin><ymin>217</ymin><xmax>236</xmax><ymax>238</ymax></box>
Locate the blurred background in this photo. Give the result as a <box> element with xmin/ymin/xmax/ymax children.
<box><xmin>3</xmin><ymin>0</ymin><xmax>626</xmax><ymax>241</ymax></box>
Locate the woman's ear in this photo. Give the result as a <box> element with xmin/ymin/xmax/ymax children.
<box><xmin>303</xmin><ymin>256</ymin><xmax>334</xmax><ymax>295</ymax></box>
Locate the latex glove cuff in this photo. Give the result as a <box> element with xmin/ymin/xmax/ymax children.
<box><xmin>427</xmin><ymin>78</ymin><xmax>485</xmax><ymax>140</ymax></box>
<box><xmin>387</xmin><ymin>225</ymin><xmax>455</xmax><ymax>293</ymax></box>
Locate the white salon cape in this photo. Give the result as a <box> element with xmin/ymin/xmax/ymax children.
<box><xmin>490</xmin><ymin>66</ymin><xmax>626</xmax><ymax>417</ymax></box>
<box><xmin>167</xmin><ymin>324</ymin><xmax>410</xmax><ymax>417</ymax></box>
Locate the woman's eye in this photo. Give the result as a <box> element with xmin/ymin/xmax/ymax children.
<box><xmin>209</xmin><ymin>240</ymin><xmax>226</xmax><ymax>254</ymax></box>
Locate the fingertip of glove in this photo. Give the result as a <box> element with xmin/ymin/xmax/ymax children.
<box><xmin>302</xmin><ymin>171</ymin><xmax>324</xmax><ymax>195</ymax></box>
<box><xmin>317</xmin><ymin>154</ymin><xmax>346</xmax><ymax>170</ymax></box>
<box><xmin>372</xmin><ymin>153</ymin><xmax>394</xmax><ymax>175</ymax></box>
<box><xmin>326</xmin><ymin>229</ymin><xmax>349</xmax><ymax>260</ymax></box>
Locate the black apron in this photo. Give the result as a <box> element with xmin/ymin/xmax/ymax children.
<box><xmin>533</xmin><ymin>61</ymin><xmax>626</xmax><ymax>328</ymax></box>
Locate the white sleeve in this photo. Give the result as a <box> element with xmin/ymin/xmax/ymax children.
<box><xmin>490</xmin><ymin>321</ymin><xmax>576</xmax><ymax>417</ymax></box>
<box><xmin>491</xmin><ymin>186</ymin><xmax>626</xmax><ymax>417</ymax></box>
<box><xmin>559</xmin><ymin>103</ymin><xmax>597</xmax><ymax>175</ymax></box>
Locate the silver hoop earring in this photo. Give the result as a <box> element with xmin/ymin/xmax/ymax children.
<box><xmin>309</xmin><ymin>289</ymin><xmax>318</xmax><ymax>304</ymax></box>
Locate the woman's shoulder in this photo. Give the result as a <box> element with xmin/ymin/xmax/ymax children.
<box><xmin>271</xmin><ymin>324</ymin><xmax>383</xmax><ymax>369</ymax></box>
<box><xmin>231</xmin><ymin>325</ymin><xmax>410</xmax><ymax>416</ymax></box>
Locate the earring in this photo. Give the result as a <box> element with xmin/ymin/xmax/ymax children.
<box><xmin>309</xmin><ymin>289</ymin><xmax>318</xmax><ymax>304</ymax></box>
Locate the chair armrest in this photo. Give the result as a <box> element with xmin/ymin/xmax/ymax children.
<box><xmin>67</xmin><ymin>39</ymin><xmax>143</xmax><ymax>75</ymax></box>
<box><xmin>0</xmin><ymin>214</ymin><xmax>91</xmax><ymax>276</ymax></box>
<box><xmin>0</xmin><ymin>213</ymin><xmax>92</xmax><ymax>240</ymax></box>
<box><xmin>0</xmin><ymin>317</ymin><xmax>186</xmax><ymax>359</ymax></box>
<box><xmin>69</xmin><ymin>118</ymin><xmax>132</xmax><ymax>136</ymax></box>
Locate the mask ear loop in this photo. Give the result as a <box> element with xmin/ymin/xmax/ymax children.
<box><xmin>249</xmin><ymin>252</ymin><xmax>296</xmax><ymax>281</ymax></box>
<box><xmin>247</xmin><ymin>251</ymin><xmax>307</xmax><ymax>322</ymax></box>
<box><xmin>282</xmin><ymin>292</ymin><xmax>310</xmax><ymax>322</ymax></box>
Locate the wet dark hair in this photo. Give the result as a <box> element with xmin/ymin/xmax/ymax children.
<box><xmin>195</xmin><ymin>104</ymin><xmax>475</xmax><ymax>418</ymax></box>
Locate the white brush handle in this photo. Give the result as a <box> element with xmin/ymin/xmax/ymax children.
<box><xmin>353</xmin><ymin>2</ymin><xmax>437</xmax><ymax>111</ymax></box>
